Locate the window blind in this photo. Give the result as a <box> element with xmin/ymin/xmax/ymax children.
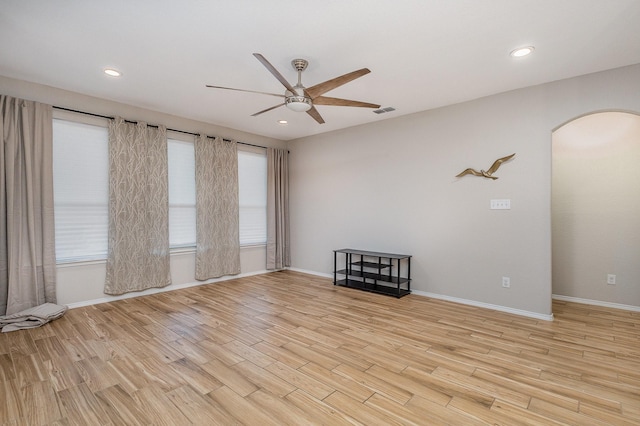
<box><xmin>238</xmin><ymin>149</ymin><xmax>267</xmax><ymax>245</ymax></box>
<box><xmin>168</xmin><ymin>138</ymin><xmax>196</xmax><ymax>248</ymax></box>
<box><xmin>52</xmin><ymin>119</ymin><xmax>109</xmax><ymax>262</ymax></box>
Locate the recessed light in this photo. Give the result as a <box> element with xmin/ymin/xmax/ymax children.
<box><xmin>104</xmin><ymin>68</ymin><xmax>122</xmax><ymax>77</ymax></box>
<box><xmin>510</xmin><ymin>46</ymin><xmax>534</xmax><ymax>58</ymax></box>
<box><xmin>278</xmin><ymin>120</ymin><xmax>288</xmax><ymax>125</ymax></box>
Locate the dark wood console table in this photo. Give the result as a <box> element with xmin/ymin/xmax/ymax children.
<box><xmin>333</xmin><ymin>249</ymin><xmax>411</xmax><ymax>298</ymax></box>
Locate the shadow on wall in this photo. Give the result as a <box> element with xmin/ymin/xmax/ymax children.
<box><xmin>552</xmin><ymin>111</ymin><xmax>640</xmax><ymax>308</ymax></box>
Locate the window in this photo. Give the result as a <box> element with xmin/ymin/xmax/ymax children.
<box><xmin>167</xmin><ymin>138</ymin><xmax>196</xmax><ymax>248</ymax></box>
<box><xmin>166</xmin><ymin>142</ymin><xmax>267</xmax><ymax>247</ymax></box>
<box><xmin>53</xmin><ymin>119</ymin><xmax>109</xmax><ymax>262</ymax></box>
<box><xmin>53</xmin><ymin>117</ymin><xmax>267</xmax><ymax>264</ymax></box>
<box><xmin>238</xmin><ymin>149</ymin><xmax>267</xmax><ymax>245</ymax></box>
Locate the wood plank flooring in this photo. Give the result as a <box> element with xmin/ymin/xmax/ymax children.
<box><xmin>1</xmin><ymin>270</ymin><xmax>639</xmax><ymax>425</ymax></box>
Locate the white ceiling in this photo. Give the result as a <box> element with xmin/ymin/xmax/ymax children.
<box><xmin>2</xmin><ymin>1</ymin><xmax>640</xmax><ymax>141</ymax></box>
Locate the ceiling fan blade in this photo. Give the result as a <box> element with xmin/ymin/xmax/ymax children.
<box><xmin>306</xmin><ymin>106</ymin><xmax>325</xmax><ymax>124</ymax></box>
<box><xmin>206</xmin><ymin>85</ymin><xmax>285</xmax><ymax>98</ymax></box>
<box><xmin>313</xmin><ymin>96</ymin><xmax>380</xmax><ymax>108</ymax></box>
<box><xmin>305</xmin><ymin>68</ymin><xmax>371</xmax><ymax>99</ymax></box>
<box><xmin>253</xmin><ymin>53</ymin><xmax>297</xmax><ymax>93</ymax></box>
<box><xmin>251</xmin><ymin>103</ymin><xmax>285</xmax><ymax>117</ymax></box>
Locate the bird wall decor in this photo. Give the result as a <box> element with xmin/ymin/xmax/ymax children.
<box><xmin>455</xmin><ymin>153</ymin><xmax>515</xmax><ymax>180</ymax></box>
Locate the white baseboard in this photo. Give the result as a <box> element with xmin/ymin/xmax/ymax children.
<box><xmin>286</xmin><ymin>267</ymin><xmax>333</xmax><ymax>279</ymax></box>
<box><xmin>67</xmin><ymin>267</ymin><xmax>561</xmax><ymax>321</ymax></box>
<box><xmin>65</xmin><ymin>269</ymin><xmax>271</xmax><ymax>309</ymax></box>
<box><xmin>552</xmin><ymin>294</ymin><xmax>640</xmax><ymax>312</ymax></box>
<box><xmin>286</xmin><ymin>268</ymin><xmax>554</xmax><ymax>321</ymax></box>
<box><xmin>411</xmin><ymin>290</ymin><xmax>554</xmax><ymax>321</ymax></box>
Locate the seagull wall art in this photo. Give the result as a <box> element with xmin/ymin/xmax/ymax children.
<box><xmin>455</xmin><ymin>153</ymin><xmax>516</xmax><ymax>180</ymax></box>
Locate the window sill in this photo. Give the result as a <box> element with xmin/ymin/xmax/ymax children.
<box><xmin>56</xmin><ymin>258</ymin><xmax>107</xmax><ymax>268</ymax></box>
<box><xmin>56</xmin><ymin>244</ymin><xmax>267</xmax><ymax>267</ymax></box>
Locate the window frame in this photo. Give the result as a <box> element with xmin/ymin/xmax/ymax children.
<box><xmin>167</xmin><ymin>132</ymin><xmax>197</xmax><ymax>250</ymax></box>
<box><xmin>237</xmin><ymin>145</ymin><xmax>268</xmax><ymax>247</ymax></box>
<box><xmin>52</xmin><ymin>111</ymin><xmax>110</xmax><ymax>264</ymax></box>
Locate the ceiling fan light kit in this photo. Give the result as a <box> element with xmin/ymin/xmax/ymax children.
<box><xmin>206</xmin><ymin>53</ymin><xmax>380</xmax><ymax>124</ymax></box>
<box><xmin>285</xmin><ymin>94</ymin><xmax>312</xmax><ymax>112</ymax></box>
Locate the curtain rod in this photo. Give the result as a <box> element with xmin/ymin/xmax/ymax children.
<box><xmin>53</xmin><ymin>106</ymin><xmax>269</xmax><ymax>150</ymax></box>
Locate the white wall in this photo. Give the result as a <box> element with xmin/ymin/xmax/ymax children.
<box><xmin>56</xmin><ymin>245</ymin><xmax>267</xmax><ymax>306</ymax></box>
<box><xmin>552</xmin><ymin>112</ymin><xmax>640</xmax><ymax>306</ymax></box>
<box><xmin>0</xmin><ymin>75</ymin><xmax>286</xmax><ymax>306</ymax></box>
<box><xmin>287</xmin><ymin>64</ymin><xmax>640</xmax><ymax>317</ymax></box>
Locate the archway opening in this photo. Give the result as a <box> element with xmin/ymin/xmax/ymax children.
<box><xmin>552</xmin><ymin>111</ymin><xmax>640</xmax><ymax>308</ymax></box>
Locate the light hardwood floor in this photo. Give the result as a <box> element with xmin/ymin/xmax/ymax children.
<box><xmin>1</xmin><ymin>270</ymin><xmax>639</xmax><ymax>425</ymax></box>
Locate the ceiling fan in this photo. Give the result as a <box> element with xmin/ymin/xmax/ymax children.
<box><xmin>206</xmin><ymin>53</ymin><xmax>380</xmax><ymax>124</ymax></box>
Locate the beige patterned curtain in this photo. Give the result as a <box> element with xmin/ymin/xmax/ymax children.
<box><xmin>0</xmin><ymin>96</ymin><xmax>56</xmax><ymax>315</ymax></box>
<box><xmin>194</xmin><ymin>135</ymin><xmax>240</xmax><ymax>280</ymax></box>
<box><xmin>266</xmin><ymin>148</ymin><xmax>290</xmax><ymax>270</ymax></box>
<box><xmin>104</xmin><ymin>118</ymin><xmax>170</xmax><ymax>295</ymax></box>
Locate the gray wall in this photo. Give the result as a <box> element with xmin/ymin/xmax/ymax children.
<box><xmin>3</xmin><ymin>65</ymin><xmax>639</xmax><ymax>313</ymax></box>
<box><xmin>287</xmin><ymin>64</ymin><xmax>640</xmax><ymax>317</ymax></box>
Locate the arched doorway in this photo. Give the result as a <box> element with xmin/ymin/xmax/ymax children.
<box><xmin>552</xmin><ymin>111</ymin><xmax>640</xmax><ymax>308</ymax></box>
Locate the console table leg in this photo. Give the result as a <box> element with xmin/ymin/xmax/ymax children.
<box><xmin>397</xmin><ymin>259</ymin><xmax>401</xmax><ymax>298</ymax></box>
<box><xmin>407</xmin><ymin>257</ymin><xmax>411</xmax><ymax>292</ymax></box>
<box><xmin>333</xmin><ymin>251</ymin><xmax>337</xmax><ymax>285</ymax></box>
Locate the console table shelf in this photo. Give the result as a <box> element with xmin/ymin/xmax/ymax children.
<box><xmin>333</xmin><ymin>249</ymin><xmax>412</xmax><ymax>298</ymax></box>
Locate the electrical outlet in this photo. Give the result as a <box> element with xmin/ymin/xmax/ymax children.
<box><xmin>502</xmin><ymin>277</ymin><xmax>511</xmax><ymax>288</ymax></box>
<box><xmin>607</xmin><ymin>274</ymin><xmax>616</xmax><ymax>285</ymax></box>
